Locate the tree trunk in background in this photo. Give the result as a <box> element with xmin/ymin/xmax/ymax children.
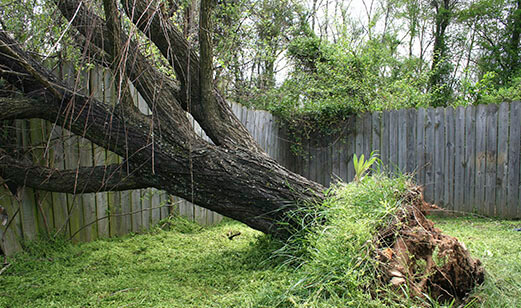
<box><xmin>429</xmin><ymin>0</ymin><xmax>457</xmax><ymax>107</ymax></box>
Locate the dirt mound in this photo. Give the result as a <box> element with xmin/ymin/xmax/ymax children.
<box><xmin>374</xmin><ymin>186</ymin><xmax>484</xmax><ymax>302</ymax></box>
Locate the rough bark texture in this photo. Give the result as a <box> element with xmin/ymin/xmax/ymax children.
<box><xmin>0</xmin><ymin>23</ymin><xmax>324</xmax><ymax>235</ymax></box>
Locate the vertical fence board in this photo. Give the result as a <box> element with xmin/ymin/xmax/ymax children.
<box><xmin>397</xmin><ymin>109</ymin><xmax>407</xmax><ymax>172</ymax></box>
<box><xmin>141</xmin><ymin>189</ymin><xmax>152</xmax><ymax>230</ymax></box>
<box><xmin>475</xmin><ymin>105</ymin><xmax>487</xmax><ymax>213</ymax></box>
<box><xmin>5</xmin><ymin>195</ymin><xmax>23</xmax><ymax>244</ymax></box>
<box><xmin>131</xmin><ymin>190</ymin><xmax>142</xmax><ymax>232</ymax></box>
<box><xmin>371</xmin><ymin>112</ymin><xmax>381</xmax><ymax>159</ymax></box>
<box><xmin>454</xmin><ymin>107</ymin><xmax>465</xmax><ymax>212</ymax></box>
<box><xmin>416</xmin><ymin>108</ymin><xmax>426</xmax><ymax>185</ymax></box>
<box><xmin>79</xmin><ymin>138</ymin><xmax>96</xmax><ymax>241</ymax></box>
<box><xmin>19</xmin><ymin>121</ymin><xmax>38</xmax><ymax>241</ymax></box>
<box><xmin>464</xmin><ymin>106</ymin><xmax>476</xmax><ymax>213</ymax></box>
<box><xmin>485</xmin><ymin>104</ymin><xmax>499</xmax><ymax>216</ymax></box>
<box><xmin>120</xmin><ymin>190</ymin><xmax>132</xmax><ymax>235</ymax></box>
<box><xmin>49</xmin><ymin>126</ymin><xmax>70</xmax><ymax>238</ymax></box>
<box><xmin>331</xmin><ymin>138</ymin><xmax>342</xmax><ymax>182</ymax></box>
<box><xmin>406</xmin><ymin>109</ymin><xmax>417</xmax><ymax>174</ymax></box>
<box><xmin>93</xmin><ymin>146</ymin><xmax>109</xmax><ymax>238</ymax></box>
<box><xmin>31</xmin><ymin>120</ymin><xmax>54</xmax><ymax>235</ymax></box>
<box><xmin>363</xmin><ymin>113</ymin><xmax>372</xmax><ymax>159</ymax></box>
<box><xmin>63</xmin><ymin>130</ymin><xmax>84</xmax><ymax>242</ymax></box>
<box><xmin>434</xmin><ymin>107</ymin><xmax>445</xmax><ymax>207</ymax></box>
<box><xmin>346</xmin><ymin>128</ymin><xmax>356</xmax><ymax>182</ymax></box>
<box><xmin>337</xmin><ymin>129</ymin><xmax>347</xmax><ymax>182</ymax></box>
<box><xmin>151</xmin><ymin>188</ymin><xmax>161</xmax><ymax>225</ymax></box>
<box><xmin>496</xmin><ymin>102</ymin><xmax>510</xmax><ymax>217</ymax></box>
<box><xmin>381</xmin><ymin>111</ymin><xmax>390</xmax><ymax>170</ymax></box>
<box><xmin>389</xmin><ymin>110</ymin><xmax>398</xmax><ymax>172</ymax></box>
<box><xmin>0</xmin><ymin>187</ymin><xmax>22</xmax><ymax>255</ymax></box>
<box><xmin>355</xmin><ymin>115</ymin><xmax>364</xmax><ymax>160</ymax></box>
<box><xmin>444</xmin><ymin>108</ymin><xmax>455</xmax><ymax>210</ymax></box>
<box><xmin>161</xmin><ymin>192</ymin><xmax>170</xmax><ymax>219</ymax></box>
<box><xmin>424</xmin><ymin>109</ymin><xmax>435</xmax><ymax>203</ymax></box>
<box><xmin>507</xmin><ymin>102</ymin><xmax>521</xmax><ymax>218</ymax></box>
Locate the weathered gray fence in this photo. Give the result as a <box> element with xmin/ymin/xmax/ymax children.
<box><xmin>0</xmin><ymin>64</ymin><xmax>223</xmax><ymax>255</ymax></box>
<box><xmin>232</xmin><ymin>102</ymin><xmax>521</xmax><ymax>219</ymax></box>
<box><xmin>2</xmin><ymin>62</ymin><xmax>520</xmax><ymax>256</ymax></box>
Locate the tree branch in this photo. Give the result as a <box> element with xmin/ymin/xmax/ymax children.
<box><xmin>0</xmin><ymin>154</ymin><xmax>149</xmax><ymax>193</ymax></box>
<box><xmin>0</xmin><ymin>96</ymin><xmax>47</xmax><ymax>119</ymax></box>
<box><xmin>121</xmin><ymin>0</ymin><xmax>263</xmax><ymax>152</ymax></box>
<box><xmin>55</xmin><ymin>0</ymin><xmax>200</xmax><ymax>145</ymax></box>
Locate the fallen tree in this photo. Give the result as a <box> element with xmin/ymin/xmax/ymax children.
<box><xmin>0</xmin><ymin>0</ymin><xmax>483</xmax><ymax>302</ymax></box>
<box><xmin>0</xmin><ymin>0</ymin><xmax>324</xmax><ymax>235</ymax></box>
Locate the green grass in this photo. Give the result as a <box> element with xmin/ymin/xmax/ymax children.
<box><xmin>0</xmin><ymin>198</ymin><xmax>519</xmax><ymax>307</ymax></box>
<box><xmin>428</xmin><ymin>215</ymin><xmax>521</xmax><ymax>308</ymax></box>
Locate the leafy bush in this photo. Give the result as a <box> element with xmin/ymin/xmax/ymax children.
<box><xmin>244</xmin><ymin>35</ymin><xmax>432</xmax><ymax>136</ymax></box>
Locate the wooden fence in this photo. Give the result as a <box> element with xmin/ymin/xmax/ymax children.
<box><xmin>0</xmin><ymin>64</ymin><xmax>223</xmax><ymax>255</ymax></box>
<box><xmin>2</xmin><ymin>63</ymin><xmax>520</xmax><ymax>256</ymax></box>
<box><xmin>231</xmin><ymin>103</ymin><xmax>521</xmax><ymax>219</ymax></box>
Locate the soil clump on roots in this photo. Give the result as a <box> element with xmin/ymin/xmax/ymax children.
<box><xmin>375</xmin><ymin>186</ymin><xmax>484</xmax><ymax>302</ymax></box>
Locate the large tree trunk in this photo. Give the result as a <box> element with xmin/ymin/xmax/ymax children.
<box><xmin>0</xmin><ymin>0</ymin><xmax>325</xmax><ymax>236</ymax></box>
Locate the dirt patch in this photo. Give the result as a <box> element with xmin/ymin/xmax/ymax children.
<box><xmin>374</xmin><ymin>186</ymin><xmax>484</xmax><ymax>302</ymax></box>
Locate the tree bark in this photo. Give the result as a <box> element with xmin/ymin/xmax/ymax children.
<box><xmin>0</xmin><ymin>20</ymin><xmax>324</xmax><ymax>236</ymax></box>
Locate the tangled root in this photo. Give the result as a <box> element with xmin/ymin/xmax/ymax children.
<box><xmin>374</xmin><ymin>186</ymin><xmax>484</xmax><ymax>302</ymax></box>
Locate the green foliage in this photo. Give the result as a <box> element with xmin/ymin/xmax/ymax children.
<box><xmin>246</xmin><ymin>34</ymin><xmax>431</xmax><ymax>136</ymax></box>
<box><xmin>353</xmin><ymin>151</ymin><xmax>379</xmax><ymax>182</ymax></box>
<box><xmin>0</xmin><ymin>0</ymin><xmax>79</xmax><ymax>63</ymax></box>
<box><xmin>456</xmin><ymin>71</ymin><xmax>521</xmax><ymax>105</ymax></box>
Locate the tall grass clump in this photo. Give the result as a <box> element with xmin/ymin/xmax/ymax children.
<box><xmin>278</xmin><ymin>172</ymin><xmax>414</xmax><ymax>306</ymax></box>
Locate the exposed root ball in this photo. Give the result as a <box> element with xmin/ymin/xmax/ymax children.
<box><xmin>375</xmin><ymin>186</ymin><xmax>484</xmax><ymax>302</ymax></box>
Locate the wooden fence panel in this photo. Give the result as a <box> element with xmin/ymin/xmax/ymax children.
<box><xmin>475</xmin><ymin>104</ymin><xmax>487</xmax><ymax>212</ymax></box>
<box><xmin>464</xmin><ymin>105</ymin><xmax>476</xmax><ymax>213</ymax></box>
<box><xmin>406</xmin><ymin>109</ymin><xmax>417</xmax><ymax>174</ymax></box>
<box><xmin>496</xmin><ymin>102</ymin><xmax>510</xmax><ymax>217</ymax></box>
<box><xmin>434</xmin><ymin>107</ymin><xmax>445</xmax><ymax>207</ymax></box>
<box><xmin>416</xmin><ymin>108</ymin><xmax>426</xmax><ymax>185</ymax></box>
<box><xmin>397</xmin><ymin>109</ymin><xmax>407</xmax><ymax>171</ymax></box>
<box><xmin>424</xmin><ymin>108</ymin><xmax>435</xmax><ymax>203</ymax></box>
<box><xmin>444</xmin><ymin>108</ymin><xmax>455</xmax><ymax>210</ymax></box>
<box><xmin>507</xmin><ymin>102</ymin><xmax>521</xmax><ymax>218</ymax></box>
<box><xmin>454</xmin><ymin>107</ymin><xmax>465</xmax><ymax>212</ymax></box>
<box><xmin>485</xmin><ymin>104</ymin><xmax>499</xmax><ymax>216</ymax></box>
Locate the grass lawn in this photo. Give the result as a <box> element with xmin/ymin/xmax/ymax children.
<box><xmin>0</xmin><ymin>215</ymin><xmax>519</xmax><ymax>308</ymax></box>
